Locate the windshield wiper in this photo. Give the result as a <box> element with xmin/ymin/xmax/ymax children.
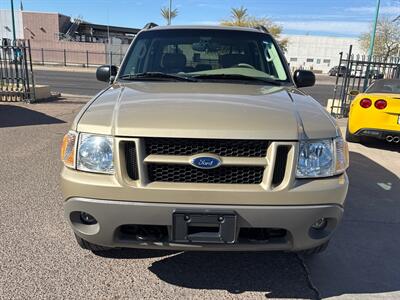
<box><xmin>119</xmin><ymin>72</ymin><xmax>197</xmax><ymax>82</ymax></box>
<box><xmin>191</xmin><ymin>74</ymin><xmax>281</xmax><ymax>85</ymax></box>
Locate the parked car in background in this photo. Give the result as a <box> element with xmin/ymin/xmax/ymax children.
<box><xmin>347</xmin><ymin>79</ymin><xmax>400</xmax><ymax>143</ymax></box>
<box><xmin>328</xmin><ymin>66</ymin><xmax>350</xmax><ymax>77</ymax></box>
<box><xmin>351</xmin><ymin>68</ymin><xmax>384</xmax><ymax>80</ymax></box>
<box><xmin>61</xmin><ymin>25</ymin><xmax>349</xmax><ymax>255</ymax></box>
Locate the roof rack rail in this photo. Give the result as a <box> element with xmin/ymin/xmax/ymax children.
<box><xmin>254</xmin><ymin>25</ymin><xmax>269</xmax><ymax>34</ymax></box>
<box><xmin>143</xmin><ymin>22</ymin><xmax>158</xmax><ymax>30</ymax></box>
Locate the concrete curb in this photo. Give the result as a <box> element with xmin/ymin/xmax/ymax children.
<box><xmin>61</xmin><ymin>93</ymin><xmax>93</xmax><ymax>99</ymax></box>
<box><xmin>33</xmin><ymin>65</ymin><xmax>96</xmax><ymax>73</ymax></box>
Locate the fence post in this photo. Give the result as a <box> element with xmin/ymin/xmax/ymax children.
<box><xmin>340</xmin><ymin>45</ymin><xmax>353</xmax><ymax>117</ymax></box>
<box><xmin>63</xmin><ymin>49</ymin><xmax>67</xmax><ymax>66</ymax></box>
<box><xmin>86</xmin><ymin>50</ymin><xmax>89</xmax><ymax>68</ymax></box>
<box><xmin>41</xmin><ymin>48</ymin><xmax>44</xmax><ymax>65</ymax></box>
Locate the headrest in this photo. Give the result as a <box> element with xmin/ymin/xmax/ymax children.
<box><xmin>162</xmin><ymin>53</ymin><xmax>187</xmax><ymax>70</ymax></box>
<box><xmin>381</xmin><ymin>85</ymin><xmax>393</xmax><ymax>92</ymax></box>
<box><xmin>219</xmin><ymin>54</ymin><xmax>250</xmax><ymax>68</ymax></box>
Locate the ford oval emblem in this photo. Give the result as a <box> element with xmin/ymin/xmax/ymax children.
<box><xmin>190</xmin><ymin>154</ymin><xmax>222</xmax><ymax>169</ymax></box>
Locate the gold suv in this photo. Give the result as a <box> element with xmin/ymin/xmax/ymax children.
<box><xmin>61</xmin><ymin>25</ymin><xmax>349</xmax><ymax>254</ymax></box>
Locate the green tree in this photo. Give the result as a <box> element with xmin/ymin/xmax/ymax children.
<box><xmin>161</xmin><ymin>6</ymin><xmax>178</xmax><ymax>25</ymax></box>
<box><xmin>221</xmin><ymin>6</ymin><xmax>288</xmax><ymax>51</ymax></box>
<box><xmin>359</xmin><ymin>17</ymin><xmax>400</xmax><ymax>60</ymax></box>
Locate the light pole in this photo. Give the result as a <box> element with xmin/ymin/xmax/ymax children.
<box><xmin>363</xmin><ymin>0</ymin><xmax>381</xmax><ymax>90</ymax></box>
<box><xmin>10</xmin><ymin>0</ymin><xmax>17</xmax><ymax>40</ymax></box>
<box><xmin>168</xmin><ymin>0</ymin><xmax>172</xmax><ymax>25</ymax></box>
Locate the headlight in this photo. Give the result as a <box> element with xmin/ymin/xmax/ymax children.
<box><xmin>77</xmin><ymin>134</ymin><xmax>114</xmax><ymax>174</ymax></box>
<box><xmin>296</xmin><ymin>137</ymin><xmax>348</xmax><ymax>178</ymax></box>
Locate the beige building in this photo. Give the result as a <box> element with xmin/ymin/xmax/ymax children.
<box><xmin>0</xmin><ymin>9</ymin><xmax>138</xmax><ymax>66</ymax></box>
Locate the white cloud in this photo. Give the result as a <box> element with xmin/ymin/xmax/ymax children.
<box><xmin>346</xmin><ymin>5</ymin><xmax>400</xmax><ymax>15</ymax></box>
<box><xmin>279</xmin><ymin>21</ymin><xmax>370</xmax><ymax>36</ymax></box>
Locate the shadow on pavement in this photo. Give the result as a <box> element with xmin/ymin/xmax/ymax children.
<box><xmin>94</xmin><ymin>248</ymin><xmax>174</xmax><ymax>260</ymax></box>
<box><xmin>306</xmin><ymin>151</ymin><xmax>400</xmax><ymax>298</ymax></box>
<box><xmin>0</xmin><ymin>104</ymin><xmax>65</xmax><ymax>128</ymax></box>
<box><xmin>361</xmin><ymin>139</ymin><xmax>399</xmax><ymax>153</ymax></box>
<box><xmin>149</xmin><ymin>251</ymin><xmax>315</xmax><ymax>298</ymax></box>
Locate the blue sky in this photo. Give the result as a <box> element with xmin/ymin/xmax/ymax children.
<box><xmin>0</xmin><ymin>0</ymin><xmax>399</xmax><ymax>37</ymax></box>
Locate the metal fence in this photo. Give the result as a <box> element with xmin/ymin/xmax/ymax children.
<box><xmin>30</xmin><ymin>48</ymin><xmax>125</xmax><ymax>67</ymax></box>
<box><xmin>0</xmin><ymin>39</ymin><xmax>35</xmax><ymax>102</ymax></box>
<box><xmin>330</xmin><ymin>45</ymin><xmax>400</xmax><ymax>118</ymax></box>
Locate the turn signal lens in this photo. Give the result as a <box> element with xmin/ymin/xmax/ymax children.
<box><xmin>61</xmin><ymin>131</ymin><xmax>77</xmax><ymax>168</ymax></box>
<box><xmin>374</xmin><ymin>99</ymin><xmax>387</xmax><ymax>109</ymax></box>
<box><xmin>359</xmin><ymin>98</ymin><xmax>372</xmax><ymax>108</ymax></box>
<box><xmin>334</xmin><ymin>137</ymin><xmax>349</xmax><ymax>174</ymax></box>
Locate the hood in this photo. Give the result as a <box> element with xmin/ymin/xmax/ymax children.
<box><xmin>75</xmin><ymin>82</ymin><xmax>338</xmax><ymax>140</ymax></box>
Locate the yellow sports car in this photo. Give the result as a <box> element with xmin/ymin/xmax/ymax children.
<box><xmin>346</xmin><ymin>79</ymin><xmax>400</xmax><ymax>143</ymax></box>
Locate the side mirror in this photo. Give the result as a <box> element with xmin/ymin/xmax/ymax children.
<box><xmin>349</xmin><ymin>90</ymin><xmax>360</xmax><ymax>96</ymax></box>
<box><xmin>293</xmin><ymin>70</ymin><xmax>315</xmax><ymax>88</ymax></box>
<box><xmin>96</xmin><ymin>65</ymin><xmax>118</xmax><ymax>82</ymax></box>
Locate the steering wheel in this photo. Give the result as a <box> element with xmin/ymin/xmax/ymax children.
<box><xmin>233</xmin><ymin>63</ymin><xmax>256</xmax><ymax>69</ymax></box>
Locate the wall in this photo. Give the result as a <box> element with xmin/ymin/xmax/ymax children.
<box><xmin>22</xmin><ymin>11</ymin><xmax>62</xmax><ymax>41</ymax></box>
<box><xmin>0</xmin><ymin>9</ymin><xmax>23</xmax><ymax>40</ymax></box>
<box><xmin>30</xmin><ymin>40</ymin><xmax>107</xmax><ymax>66</ymax></box>
<box><xmin>105</xmin><ymin>43</ymin><xmax>130</xmax><ymax>65</ymax></box>
<box><xmin>58</xmin><ymin>14</ymin><xmax>71</xmax><ymax>34</ymax></box>
<box><xmin>283</xmin><ymin>35</ymin><xmax>365</xmax><ymax>73</ymax></box>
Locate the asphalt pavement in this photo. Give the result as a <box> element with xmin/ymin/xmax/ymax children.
<box><xmin>34</xmin><ymin>69</ymin><xmax>107</xmax><ymax>96</ymax></box>
<box><xmin>0</xmin><ymin>97</ymin><xmax>399</xmax><ymax>299</ymax></box>
<box><xmin>34</xmin><ymin>68</ymin><xmax>336</xmax><ymax>106</ymax></box>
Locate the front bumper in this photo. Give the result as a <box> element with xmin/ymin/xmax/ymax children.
<box><xmin>64</xmin><ymin>197</ymin><xmax>344</xmax><ymax>251</ymax></box>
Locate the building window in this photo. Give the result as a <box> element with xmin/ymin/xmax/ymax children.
<box><xmin>306</xmin><ymin>58</ymin><xmax>314</xmax><ymax>63</ymax></box>
<box><xmin>316</xmin><ymin>59</ymin><xmax>321</xmax><ymax>64</ymax></box>
<box><xmin>323</xmin><ymin>59</ymin><xmax>331</xmax><ymax>64</ymax></box>
<box><xmin>290</xmin><ymin>57</ymin><xmax>297</xmax><ymax>62</ymax></box>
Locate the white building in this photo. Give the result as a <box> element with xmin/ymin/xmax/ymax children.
<box><xmin>0</xmin><ymin>9</ymin><xmax>23</xmax><ymax>40</ymax></box>
<box><xmin>283</xmin><ymin>35</ymin><xmax>365</xmax><ymax>73</ymax></box>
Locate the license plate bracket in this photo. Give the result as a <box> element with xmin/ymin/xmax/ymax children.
<box><xmin>172</xmin><ymin>211</ymin><xmax>237</xmax><ymax>244</ymax></box>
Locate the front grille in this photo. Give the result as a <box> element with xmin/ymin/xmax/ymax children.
<box><xmin>272</xmin><ymin>145</ymin><xmax>290</xmax><ymax>187</ymax></box>
<box><xmin>125</xmin><ymin>142</ymin><xmax>139</xmax><ymax>180</ymax></box>
<box><xmin>144</xmin><ymin>138</ymin><xmax>269</xmax><ymax>157</ymax></box>
<box><xmin>147</xmin><ymin>164</ymin><xmax>265</xmax><ymax>184</ymax></box>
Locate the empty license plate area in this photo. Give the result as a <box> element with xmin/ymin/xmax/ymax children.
<box><xmin>172</xmin><ymin>212</ymin><xmax>237</xmax><ymax>244</ymax></box>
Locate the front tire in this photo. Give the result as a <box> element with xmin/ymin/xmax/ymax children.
<box><xmin>74</xmin><ymin>234</ymin><xmax>111</xmax><ymax>252</ymax></box>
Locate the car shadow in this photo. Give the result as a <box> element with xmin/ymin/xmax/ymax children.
<box><xmin>148</xmin><ymin>251</ymin><xmax>315</xmax><ymax>298</ymax></box>
<box><xmin>93</xmin><ymin>248</ymin><xmax>175</xmax><ymax>260</ymax></box>
<box><xmin>0</xmin><ymin>104</ymin><xmax>65</xmax><ymax>128</ymax></box>
<box><xmin>305</xmin><ymin>151</ymin><xmax>400</xmax><ymax>298</ymax></box>
<box><xmin>360</xmin><ymin>139</ymin><xmax>399</xmax><ymax>152</ymax></box>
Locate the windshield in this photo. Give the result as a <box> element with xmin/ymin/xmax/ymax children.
<box><xmin>366</xmin><ymin>79</ymin><xmax>400</xmax><ymax>94</ymax></box>
<box><xmin>118</xmin><ymin>29</ymin><xmax>289</xmax><ymax>83</ymax></box>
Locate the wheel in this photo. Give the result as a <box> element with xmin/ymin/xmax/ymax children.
<box><xmin>74</xmin><ymin>233</ymin><xmax>111</xmax><ymax>252</ymax></box>
<box><xmin>345</xmin><ymin>125</ymin><xmax>361</xmax><ymax>143</ymax></box>
<box><xmin>301</xmin><ymin>240</ymin><xmax>330</xmax><ymax>256</ymax></box>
